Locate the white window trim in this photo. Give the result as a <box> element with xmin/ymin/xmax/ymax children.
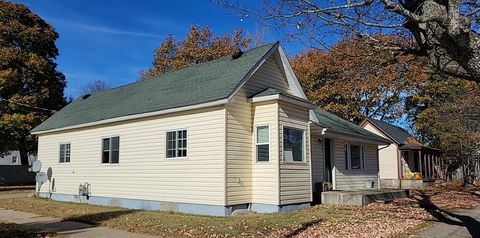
<box><xmin>345</xmin><ymin>143</ymin><xmax>365</xmax><ymax>172</ymax></box>
<box><xmin>254</xmin><ymin>124</ymin><xmax>270</xmax><ymax>163</ymax></box>
<box><xmin>58</xmin><ymin>142</ymin><xmax>71</xmax><ymax>164</ymax></box>
<box><xmin>100</xmin><ymin>136</ymin><xmax>120</xmax><ymax>165</ymax></box>
<box><xmin>165</xmin><ymin>129</ymin><xmax>188</xmax><ymax>159</ymax></box>
<box><xmin>282</xmin><ymin>125</ymin><xmax>307</xmax><ymax>164</ymax></box>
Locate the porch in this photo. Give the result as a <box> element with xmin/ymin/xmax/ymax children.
<box><xmin>400</xmin><ymin>145</ymin><xmax>442</xmax><ymax>181</ymax></box>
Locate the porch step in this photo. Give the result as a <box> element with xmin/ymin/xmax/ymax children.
<box><xmin>321</xmin><ymin>189</ymin><xmax>409</xmax><ymax>206</ymax></box>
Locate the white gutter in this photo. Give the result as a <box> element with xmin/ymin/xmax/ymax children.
<box><xmin>32</xmin><ymin>99</ymin><xmax>229</xmax><ymax>135</ymax></box>
<box><xmin>320</xmin><ymin>128</ymin><xmax>390</xmax><ymax>145</ymax></box>
<box><xmin>248</xmin><ymin>94</ymin><xmax>316</xmax><ymax>109</ymax></box>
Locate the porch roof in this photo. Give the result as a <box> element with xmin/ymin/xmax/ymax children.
<box><xmin>399</xmin><ymin>144</ymin><xmax>441</xmax><ymax>152</ymax></box>
<box><xmin>311</xmin><ymin>108</ymin><xmax>390</xmax><ymax>144</ymax></box>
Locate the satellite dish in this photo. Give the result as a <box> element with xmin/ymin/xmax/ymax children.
<box><xmin>47</xmin><ymin>167</ymin><xmax>53</xmax><ymax>182</ymax></box>
<box><xmin>32</xmin><ymin>160</ymin><xmax>42</xmax><ymax>172</ymax></box>
<box><xmin>36</xmin><ymin>172</ymin><xmax>48</xmax><ymax>184</ymax></box>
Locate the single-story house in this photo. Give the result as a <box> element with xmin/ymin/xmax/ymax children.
<box><xmin>360</xmin><ymin>118</ymin><xmax>442</xmax><ymax>188</ymax></box>
<box><xmin>32</xmin><ymin>42</ymin><xmax>389</xmax><ymax>216</ymax></box>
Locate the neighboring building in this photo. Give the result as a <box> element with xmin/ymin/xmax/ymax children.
<box><xmin>360</xmin><ymin>118</ymin><xmax>441</xmax><ymax>188</ymax></box>
<box><xmin>0</xmin><ymin>151</ymin><xmax>36</xmax><ymax>165</ymax></box>
<box><xmin>32</xmin><ymin>42</ymin><xmax>389</xmax><ymax>216</ymax></box>
<box><xmin>0</xmin><ymin>151</ymin><xmax>21</xmax><ymax>165</ymax></box>
<box><xmin>0</xmin><ymin>151</ymin><xmax>36</xmax><ymax>185</ymax></box>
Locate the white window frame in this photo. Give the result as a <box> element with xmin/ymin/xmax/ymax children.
<box><xmin>282</xmin><ymin>126</ymin><xmax>306</xmax><ymax>163</ymax></box>
<box><xmin>59</xmin><ymin>143</ymin><xmax>71</xmax><ymax>163</ymax></box>
<box><xmin>255</xmin><ymin>125</ymin><xmax>270</xmax><ymax>163</ymax></box>
<box><xmin>101</xmin><ymin>136</ymin><xmax>120</xmax><ymax>164</ymax></box>
<box><xmin>165</xmin><ymin>129</ymin><xmax>188</xmax><ymax>159</ymax></box>
<box><xmin>345</xmin><ymin>143</ymin><xmax>364</xmax><ymax>172</ymax></box>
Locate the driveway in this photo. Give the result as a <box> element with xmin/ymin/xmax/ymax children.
<box><xmin>415</xmin><ymin>206</ymin><xmax>480</xmax><ymax>238</ymax></box>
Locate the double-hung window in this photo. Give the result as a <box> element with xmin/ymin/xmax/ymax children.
<box><xmin>256</xmin><ymin>125</ymin><xmax>269</xmax><ymax>162</ymax></box>
<box><xmin>59</xmin><ymin>143</ymin><xmax>71</xmax><ymax>163</ymax></box>
<box><xmin>345</xmin><ymin>144</ymin><xmax>364</xmax><ymax>171</ymax></box>
<box><xmin>283</xmin><ymin>127</ymin><xmax>304</xmax><ymax>162</ymax></box>
<box><xmin>102</xmin><ymin>137</ymin><xmax>119</xmax><ymax>164</ymax></box>
<box><xmin>166</xmin><ymin>130</ymin><xmax>187</xmax><ymax>158</ymax></box>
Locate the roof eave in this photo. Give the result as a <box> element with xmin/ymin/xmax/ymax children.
<box><xmin>31</xmin><ymin>98</ymin><xmax>230</xmax><ymax>135</ymax></box>
<box><xmin>315</xmin><ymin>125</ymin><xmax>391</xmax><ymax>145</ymax></box>
<box><xmin>248</xmin><ymin>94</ymin><xmax>316</xmax><ymax>109</ymax></box>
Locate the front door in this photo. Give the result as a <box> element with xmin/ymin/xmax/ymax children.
<box><xmin>324</xmin><ymin>138</ymin><xmax>333</xmax><ymax>183</ymax></box>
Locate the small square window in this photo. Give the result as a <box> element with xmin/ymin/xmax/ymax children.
<box><xmin>166</xmin><ymin>130</ymin><xmax>187</xmax><ymax>158</ymax></box>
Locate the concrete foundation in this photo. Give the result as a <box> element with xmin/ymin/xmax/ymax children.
<box><xmin>380</xmin><ymin>179</ymin><xmax>401</xmax><ymax>189</ymax></box>
<box><xmin>400</xmin><ymin>179</ymin><xmax>424</xmax><ymax>189</ymax></box>
<box><xmin>321</xmin><ymin>189</ymin><xmax>409</xmax><ymax>206</ymax></box>
<box><xmin>39</xmin><ymin>192</ymin><xmax>310</xmax><ymax>216</ymax></box>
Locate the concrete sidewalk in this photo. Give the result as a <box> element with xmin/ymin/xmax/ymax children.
<box><xmin>0</xmin><ymin>208</ymin><xmax>158</xmax><ymax>238</ymax></box>
<box><xmin>415</xmin><ymin>206</ymin><xmax>480</xmax><ymax>238</ymax></box>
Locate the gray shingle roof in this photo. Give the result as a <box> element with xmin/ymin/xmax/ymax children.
<box><xmin>365</xmin><ymin>118</ymin><xmax>421</xmax><ymax>145</ymax></box>
<box><xmin>313</xmin><ymin>108</ymin><xmax>389</xmax><ymax>143</ymax></box>
<box><xmin>32</xmin><ymin>42</ymin><xmax>278</xmax><ymax>133</ymax></box>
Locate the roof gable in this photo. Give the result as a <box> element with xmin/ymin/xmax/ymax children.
<box><xmin>362</xmin><ymin>118</ymin><xmax>422</xmax><ymax>145</ymax></box>
<box><xmin>32</xmin><ymin>43</ymin><xmax>278</xmax><ymax>133</ymax></box>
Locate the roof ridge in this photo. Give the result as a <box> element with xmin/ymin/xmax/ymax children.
<box><xmin>33</xmin><ymin>41</ymin><xmax>279</xmax><ymax>133</ymax></box>
<box><xmin>77</xmin><ymin>42</ymin><xmax>279</xmax><ymax>100</ymax></box>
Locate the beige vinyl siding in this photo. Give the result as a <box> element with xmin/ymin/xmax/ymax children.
<box><xmin>333</xmin><ymin>140</ymin><xmax>379</xmax><ymax>190</ymax></box>
<box><xmin>225</xmin><ymin>54</ymin><xmax>292</xmax><ymax>205</ymax></box>
<box><xmin>251</xmin><ymin>101</ymin><xmax>279</xmax><ymax>204</ymax></box>
<box><xmin>225</xmin><ymin>92</ymin><xmax>253</xmax><ymax>205</ymax></box>
<box><xmin>310</xmin><ymin>136</ymin><xmax>324</xmax><ymax>191</ymax></box>
<box><xmin>278</xmin><ymin>102</ymin><xmax>311</xmax><ymax>205</ymax></box>
<box><xmin>241</xmin><ymin>55</ymin><xmax>292</xmax><ymax>95</ymax></box>
<box><xmin>37</xmin><ymin>106</ymin><xmax>226</xmax><ymax>205</ymax></box>
<box><xmin>362</xmin><ymin>123</ymin><xmax>399</xmax><ymax>179</ymax></box>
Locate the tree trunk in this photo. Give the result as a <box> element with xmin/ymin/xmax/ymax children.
<box><xmin>403</xmin><ymin>0</ymin><xmax>480</xmax><ymax>82</ymax></box>
<box><xmin>18</xmin><ymin>144</ymin><xmax>29</xmax><ymax>165</ymax></box>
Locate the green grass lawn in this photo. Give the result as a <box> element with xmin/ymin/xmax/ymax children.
<box><xmin>0</xmin><ymin>197</ymin><xmax>353</xmax><ymax>237</ymax></box>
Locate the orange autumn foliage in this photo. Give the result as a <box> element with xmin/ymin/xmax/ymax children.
<box><xmin>291</xmin><ymin>35</ymin><xmax>429</xmax><ymax>123</ymax></box>
<box><xmin>141</xmin><ymin>26</ymin><xmax>251</xmax><ymax>80</ymax></box>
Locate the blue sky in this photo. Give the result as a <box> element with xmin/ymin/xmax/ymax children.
<box><xmin>16</xmin><ymin>0</ymin><xmax>304</xmax><ymax>98</ymax></box>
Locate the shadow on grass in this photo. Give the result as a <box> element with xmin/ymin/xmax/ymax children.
<box><xmin>282</xmin><ymin>219</ymin><xmax>322</xmax><ymax>237</ymax></box>
<box><xmin>0</xmin><ymin>223</ymin><xmax>55</xmax><ymax>238</ymax></box>
<box><xmin>415</xmin><ymin>190</ymin><xmax>480</xmax><ymax>238</ymax></box>
<box><xmin>65</xmin><ymin>210</ymin><xmax>137</xmax><ymax>225</ymax></box>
